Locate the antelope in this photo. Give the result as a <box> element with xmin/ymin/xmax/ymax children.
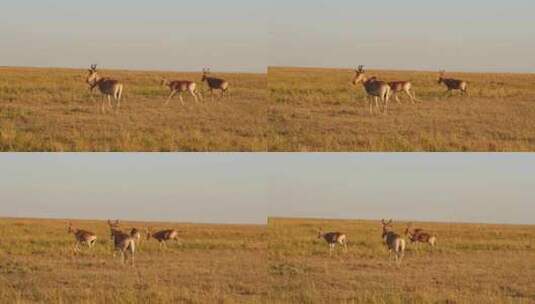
<box><xmin>387</xmin><ymin>81</ymin><xmax>420</xmax><ymax>104</ymax></box>
<box><xmin>438</xmin><ymin>70</ymin><xmax>468</xmax><ymax>95</ymax></box>
<box><xmin>352</xmin><ymin>65</ymin><xmax>391</xmax><ymax>114</ymax></box>
<box><xmin>405</xmin><ymin>223</ymin><xmax>436</xmax><ymax>247</ymax></box>
<box><xmin>318</xmin><ymin>229</ymin><xmax>347</xmax><ymax>256</ymax></box>
<box><xmin>86</xmin><ymin>64</ymin><xmax>124</xmax><ymax>113</ymax></box>
<box><xmin>67</xmin><ymin>222</ymin><xmax>97</xmax><ymax>253</ymax></box>
<box><xmin>201</xmin><ymin>68</ymin><xmax>230</xmax><ymax>99</ymax></box>
<box><xmin>107</xmin><ymin>220</ymin><xmax>136</xmax><ymax>266</ymax></box>
<box><xmin>107</xmin><ymin>220</ymin><xmax>142</xmax><ymax>245</ymax></box>
<box><xmin>161</xmin><ymin>79</ymin><xmax>202</xmax><ymax>105</ymax></box>
<box><xmin>146</xmin><ymin>227</ymin><xmax>180</xmax><ymax>248</ymax></box>
<box><xmin>381</xmin><ymin>219</ymin><xmax>406</xmax><ymax>264</ymax></box>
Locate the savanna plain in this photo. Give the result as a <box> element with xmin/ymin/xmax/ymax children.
<box><xmin>268</xmin><ymin>218</ymin><xmax>535</xmax><ymax>304</ymax></box>
<box><xmin>1</xmin><ymin>217</ymin><xmax>534</xmax><ymax>303</ymax></box>
<box><xmin>0</xmin><ymin>67</ymin><xmax>267</xmax><ymax>151</ymax></box>
<box><xmin>0</xmin><ymin>218</ymin><xmax>267</xmax><ymax>303</ymax></box>
<box><xmin>269</xmin><ymin>67</ymin><xmax>535</xmax><ymax>151</ymax></box>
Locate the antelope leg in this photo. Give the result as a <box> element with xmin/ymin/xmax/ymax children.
<box><xmin>191</xmin><ymin>90</ymin><xmax>199</xmax><ymax>103</ymax></box>
<box><xmin>165</xmin><ymin>91</ymin><xmax>176</xmax><ymax>105</ymax></box>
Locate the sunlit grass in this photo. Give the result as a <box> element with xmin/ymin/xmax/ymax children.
<box><xmin>0</xmin><ymin>67</ymin><xmax>268</xmax><ymax>151</ymax></box>
<box><xmin>268</xmin><ymin>67</ymin><xmax>535</xmax><ymax>151</ymax></box>
<box><xmin>268</xmin><ymin>217</ymin><xmax>535</xmax><ymax>303</ymax></box>
<box><xmin>0</xmin><ymin>218</ymin><xmax>268</xmax><ymax>303</ymax></box>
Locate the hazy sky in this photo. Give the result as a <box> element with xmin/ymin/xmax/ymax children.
<box><xmin>267</xmin><ymin>154</ymin><xmax>535</xmax><ymax>225</ymax></box>
<box><xmin>1</xmin><ymin>154</ymin><xmax>533</xmax><ymax>225</ymax></box>
<box><xmin>269</xmin><ymin>0</ymin><xmax>535</xmax><ymax>72</ymax></box>
<box><xmin>2</xmin><ymin>1</ymin><xmax>534</xmax><ymax>73</ymax></box>
<box><xmin>0</xmin><ymin>0</ymin><xmax>267</xmax><ymax>72</ymax></box>
<box><xmin>0</xmin><ymin>154</ymin><xmax>270</xmax><ymax>224</ymax></box>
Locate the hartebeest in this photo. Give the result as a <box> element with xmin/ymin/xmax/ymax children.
<box><xmin>67</xmin><ymin>222</ymin><xmax>97</xmax><ymax>253</ymax></box>
<box><xmin>318</xmin><ymin>229</ymin><xmax>348</xmax><ymax>256</ymax></box>
<box><xmin>161</xmin><ymin>79</ymin><xmax>202</xmax><ymax>105</ymax></box>
<box><xmin>381</xmin><ymin>219</ymin><xmax>406</xmax><ymax>264</ymax></box>
<box><xmin>86</xmin><ymin>64</ymin><xmax>124</xmax><ymax>113</ymax></box>
<box><xmin>146</xmin><ymin>227</ymin><xmax>180</xmax><ymax>248</ymax></box>
<box><xmin>405</xmin><ymin>223</ymin><xmax>436</xmax><ymax>247</ymax></box>
<box><xmin>352</xmin><ymin>65</ymin><xmax>391</xmax><ymax>114</ymax></box>
<box><xmin>438</xmin><ymin>70</ymin><xmax>468</xmax><ymax>95</ymax></box>
<box><xmin>201</xmin><ymin>68</ymin><xmax>229</xmax><ymax>99</ymax></box>
<box><xmin>107</xmin><ymin>220</ymin><xmax>136</xmax><ymax>266</ymax></box>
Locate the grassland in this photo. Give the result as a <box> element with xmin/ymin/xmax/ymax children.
<box><xmin>0</xmin><ymin>218</ymin><xmax>267</xmax><ymax>303</ymax></box>
<box><xmin>2</xmin><ymin>217</ymin><xmax>533</xmax><ymax>303</ymax></box>
<box><xmin>268</xmin><ymin>217</ymin><xmax>535</xmax><ymax>304</ymax></box>
<box><xmin>0</xmin><ymin>67</ymin><xmax>267</xmax><ymax>151</ymax></box>
<box><xmin>268</xmin><ymin>67</ymin><xmax>535</xmax><ymax>151</ymax></box>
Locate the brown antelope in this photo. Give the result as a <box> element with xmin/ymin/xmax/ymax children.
<box><xmin>381</xmin><ymin>219</ymin><xmax>406</xmax><ymax>264</ymax></box>
<box><xmin>107</xmin><ymin>220</ymin><xmax>142</xmax><ymax>245</ymax></box>
<box><xmin>146</xmin><ymin>227</ymin><xmax>180</xmax><ymax>248</ymax></box>
<box><xmin>388</xmin><ymin>81</ymin><xmax>420</xmax><ymax>104</ymax></box>
<box><xmin>352</xmin><ymin>65</ymin><xmax>391</xmax><ymax>114</ymax></box>
<box><xmin>86</xmin><ymin>64</ymin><xmax>124</xmax><ymax>113</ymax></box>
<box><xmin>107</xmin><ymin>220</ymin><xmax>136</xmax><ymax>266</ymax></box>
<box><xmin>438</xmin><ymin>70</ymin><xmax>468</xmax><ymax>95</ymax></box>
<box><xmin>318</xmin><ymin>229</ymin><xmax>347</xmax><ymax>256</ymax></box>
<box><xmin>201</xmin><ymin>68</ymin><xmax>229</xmax><ymax>99</ymax></box>
<box><xmin>67</xmin><ymin>222</ymin><xmax>97</xmax><ymax>253</ymax></box>
<box><xmin>405</xmin><ymin>223</ymin><xmax>436</xmax><ymax>247</ymax></box>
<box><xmin>161</xmin><ymin>79</ymin><xmax>202</xmax><ymax>105</ymax></box>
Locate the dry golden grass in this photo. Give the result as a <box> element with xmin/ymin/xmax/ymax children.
<box><xmin>0</xmin><ymin>67</ymin><xmax>267</xmax><ymax>151</ymax></box>
<box><xmin>268</xmin><ymin>217</ymin><xmax>535</xmax><ymax>303</ymax></box>
<box><xmin>268</xmin><ymin>67</ymin><xmax>535</xmax><ymax>151</ymax></box>
<box><xmin>0</xmin><ymin>218</ymin><xmax>267</xmax><ymax>303</ymax></box>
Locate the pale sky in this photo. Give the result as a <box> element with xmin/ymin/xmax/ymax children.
<box><xmin>2</xmin><ymin>1</ymin><xmax>534</xmax><ymax>73</ymax></box>
<box><xmin>0</xmin><ymin>154</ymin><xmax>533</xmax><ymax>225</ymax></box>
<box><xmin>266</xmin><ymin>154</ymin><xmax>535</xmax><ymax>225</ymax></box>
<box><xmin>269</xmin><ymin>0</ymin><xmax>535</xmax><ymax>72</ymax></box>
<box><xmin>0</xmin><ymin>0</ymin><xmax>267</xmax><ymax>73</ymax></box>
<box><xmin>0</xmin><ymin>154</ymin><xmax>270</xmax><ymax>224</ymax></box>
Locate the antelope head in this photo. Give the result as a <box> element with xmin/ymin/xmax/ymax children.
<box><xmin>405</xmin><ymin>222</ymin><xmax>413</xmax><ymax>236</ymax></box>
<box><xmin>161</xmin><ymin>79</ymin><xmax>170</xmax><ymax>86</ymax></box>
<box><xmin>107</xmin><ymin>219</ymin><xmax>120</xmax><ymax>239</ymax></box>
<box><xmin>107</xmin><ymin>219</ymin><xmax>120</xmax><ymax>228</ymax></box>
<box><xmin>67</xmin><ymin>222</ymin><xmax>75</xmax><ymax>234</ymax></box>
<box><xmin>352</xmin><ymin>65</ymin><xmax>366</xmax><ymax>85</ymax></box>
<box><xmin>437</xmin><ymin>70</ymin><xmax>446</xmax><ymax>84</ymax></box>
<box><xmin>87</xmin><ymin>64</ymin><xmax>99</xmax><ymax>87</ymax></box>
<box><xmin>201</xmin><ymin>68</ymin><xmax>210</xmax><ymax>82</ymax></box>
<box><xmin>381</xmin><ymin>219</ymin><xmax>393</xmax><ymax>238</ymax></box>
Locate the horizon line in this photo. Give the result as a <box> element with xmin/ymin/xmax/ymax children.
<box><xmin>268</xmin><ymin>216</ymin><xmax>535</xmax><ymax>227</ymax></box>
<box><xmin>0</xmin><ymin>64</ymin><xmax>267</xmax><ymax>75</ymax></box>
<box><xmin>269</xmin><ymin>66</ymin><xmax>535</xmax><ymax>75</ymax></box>
<box><xmin>0</xmin><ymin>215</ymin><xmax>268</xmax><ymax>226</ymax></box>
